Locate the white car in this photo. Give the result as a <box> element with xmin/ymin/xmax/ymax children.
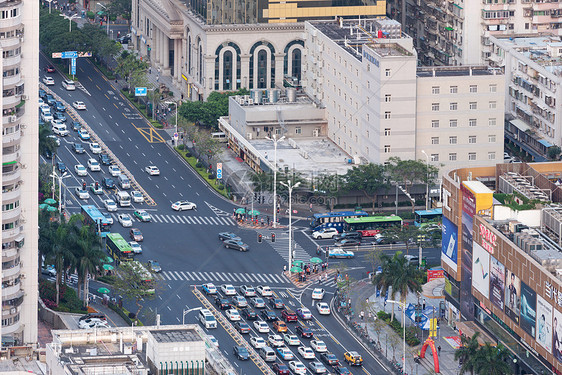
<box><xmin>145</xmin><ymin>166</ymin><xmax>160</xmax><ymax>175</ymax></box>
<box><xmin>276</xmin><ymin>346</ymin><xmax>294</xmax><ymax>361</ymax></box>
<box><xmin>87</xmin><ymin>158</ymin><xmax>101</xmax><ymax>172</ymax></box>
<box><xmin>225</xmin><ymin>309</ymin><xmax>240</xmax><ymax>321</ymax></box>
<box><xmin>284</xmin><ymin>334</ymin><xmax>300</xmax><ymax>346</ymax></box>
<box><xmin>74</xmin><ymin>164</ymin><xmax>88</xmax><ymax>176</ymax></box>
<box><xmin>73</xmin><ymin>101</ymin><xmax>86</xmax><ymax>110</ymax></box>
<box><xmin>171</xmin><ymin>200</ymin><xmax>197</xmax><ymax>211</ymax></box>
<box><xmin>297</xmin><ymin>307</ymin><xmax>312</xmax><ymax>320</ymax></box>
<box><xmin>75</xmin><ymin>188</ymin><xmax>90</xmax><ymax>200</ymax></box>
<box><xmin>268</xmin><ymin>334</ymin><xmax>284</xmax><ymax>347</ymax></box>
<box><xmin>298</xmin><ymin>346</ymin><xmax>315</xmax><ymax>360</ymax></box>
<box><xmin>118</xmin><ymin>213</ymin><xmax>133</xmax><ymax>227</ymax></box>
<box><xmin>240</xmin><ymin>285</ymin><xmax>256</xmax><ymax>297</ymax></box>
<box><xmin>251</xmin><ymin>297</ymin><xmax>266</xmax><ymax>309</ymax></box>
<box><xmin>257</xmin><ymin>285</ymin><xmax>273</xmax><ymax>297</ymax></box>
<box><xmin>221</xmin><ymin>284</ymin><xmax>236</xmax><ymax>296</ymax></box>
<box><xmin>208</xmin><ymin>335</ymin><xmax>219</xmax><ymax>348</ymax></box>
<box><xmin>289</xmin><ymin>361</ymin><xmax>307</xmax><ymax>375</ymax></box>
<box><xmin>129</xmin><ymin>241</ymin><xmax>142</xmax><ymax>254</ymax></box>
<box><xmin>89</xmin><ymin>143</ymin><xmax>102</xmax><ymax>154</ymax></box>
<box><xmin>131</xmin><ymin>191</ymin><xmax>144</xmax><ymax>203</ymax></box>
<box><xmin>327</xmin><ymin>248</ymin><xmax>355</xmax><ymax>259</ymax></box>
<box><xmin>78</xmin><ymin>318</ymin><xmax>108</xmax><ymax>329</ymax></box>
<box><xmin>253</xmin><ymin>321</ymin><xmax>270</xmax><ymax>333</ymax></box>
<box><xmin>312</xmin><ymin>227</ymin><xmax>339</xmax><ymax>239</ymax></box>
<box><xmin>43</xmin><ymin>76</ymin><xmax>55</xmax><ymax>85</ymax></box>
<box><xmin>109</xmin><ymin>165</ymin><xmax>121</xmax><ymax>176</ymax></box>
<box><xmin>316</xmin><ymin>302</ymin><xmax>331</xmax><ymax>315</ymax></box>
<box><xmin>310</xmin><ymin>340</ymin><xmax>327</xmax><ymax>352</ymax></box>
<box><xmin>311</xmin><ymin>288</ymin><xmax>325</xmax><ymax>300</ymax></box>
<box><xmin>104</xmin><ymin>199</ymin><xmax>118</xmax><ymax>212</ymax></box>
<box><xmin>250</xmin><ymin>336</ymin><xmax>266</xmax><ymax>349</ymax></box>
<box><xmin>78</xmin><ymin>128</ymin><xmax>90</xmax><ymax>140</ymax></box>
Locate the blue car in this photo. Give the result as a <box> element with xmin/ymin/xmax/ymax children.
<box><xmin>202</xmin><ymin>283</ymin><xmax>217</xmax><ymax>295</ymax></box>
<box><xmin>55</xmin><ymin>101</ymin><xmax>65</xmax><ymax>112</ymax></box>
<box><xmin>56</xmin><ymin>161</ymin><xmax>67</xmax><ymax>174</ymax></box>
<box><xmin>72</xmin><ymin>121</ymin><xmax>81</xmax><ymax>131</ymax></box>
<box><xmin>45</xmin><ymin>94</ymin><xmax>56</xmax><ymax>106</ymax></box>
<box><xmin>327</xmin><ymin>249</ymin><xmax>355</xmax><ymax>259</ymax></box>
<box><xmin>53</xmin><ymin>112</ymin><xmax>66</xmax><ymax>122</ymax></box>
<box><xmin>78</xmin><ymin>129</ymin><xmax>90</xmax><ymax>141</ymax></box>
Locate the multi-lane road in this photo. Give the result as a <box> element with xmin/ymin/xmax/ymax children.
<box><xmin>40</xmin><ymin>54</ymin><xmax>439</xmax><ymax>375</ymax></box>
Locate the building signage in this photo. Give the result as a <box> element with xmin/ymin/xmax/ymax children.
<box><xmin>545</xmin><ymin>281</ymin><xmax>562</xmax><ymax>308</ymax></box>
<box><xmin>479</xmin><ymin>223</ymin><xmax>497</xmax><ymax>254</ymax></box>
<box><xmin>363</xmin><ymin>51</ymin><xmax>380</xmax><ymax>67</ymax></box>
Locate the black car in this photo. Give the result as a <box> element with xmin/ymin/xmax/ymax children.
<box><xmin>103</xmin><ymin>177</ymin><xmax>115</xmax><ymax>189</ymax></box>
<box><xmin>234</xmin><ymin>321</ymin><xmax>251</xmax><ymax>334</ymax></box>
<box><xmin>334</xmin><ymin>239</ymin><xmax>361</xmax><ymax>247</ymax></box>
<box><xmin>72</xmin><ymin>121</ymin><xmax>81</xmax><ymax>131</ymax></box>
<box><xmin>73</xmin><ymin>143</ymin><xmax>85</xmax><ymax>153</ymax></box>
<box><xmin>99</xmin><ymin>153</ymin><xmax>111</xmax><ymax>165</ymax></box>
<box><xmin>56</xmin><ymin>161</ymin><xmax>67</xmax><ymax>174</ymax></box>
<box><xmin>224</xmin><ymin>239</ymin><xmax>249</xmax><ymax>252</ymax></box>
<box><xmin>45</xmin><ymin>94</ymin><xmax>56</xmax><ymax>106</ymax></box>
<box><xmin>272</xmin><ymin>363</ymin><xmax>290</xmax><ymax>375</ymax></box>
<box><xmin>261</xmin><ymin>309</ymin><xmax>278</xmax><ymax>321</ymax></box>
<box><xmin>218</xmin><ymin>232</ymin><xmax>241</xmax><ymax>241</ymax></box>
<box><xmin>79</xmin><ymin>313</ymin><xmax>106</xmax><ymax>321</ymax></box>
<box><xmin>53</xmin><ymin>111</ymin><xmax>67</xmax><ymax>122</ymax></box>
<box><xmin>334</xmin><ymin>232</ymin><xmax>362</xmax><ymax>241</ymax></box>
<box><xmin>233</xmin><ymin>345</ymin><xmax>249</xmax><ymax>360</ymax></box>
<box><xmin>214</xmin><ymin>297</ymin><xmax>231</xmax><ymax>310</ymax></box>
<box><xmin>269</xmin><ymin>297</ymin><xmax>285</xmax><ymax>309</ymax></box>
<box><xmin>320</xmin><ymin>352</ymin><xmax>340</xmax><ymax>367</ymax></box>
<box><xmin>334</xmin><ymin>367</ymin><xmax>352</xmax><ymax>375</ymax></box>
<box><xmin>296</xmin><ymin>325</ymin><xmax>314</xmax><ymax>338</ymax></box>
<box><xmin>241</xmin><ymin>308</ymin><xmax>258</xmax><ymax>320</ymax></box>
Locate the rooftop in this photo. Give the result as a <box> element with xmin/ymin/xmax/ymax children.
<box><xmin>150</xmin><ymin>329</ymin><xmax>200</xmax><ymax>343</ymax></box>
<box><xmin>417</xmin><ymin>65</ymin><xmax>499</xmax><ymax>78</ymax></box>
<box><xmin>493</xmin><ymin>36</ymin><xmax>562</xmax><ymax>75</ymax></box>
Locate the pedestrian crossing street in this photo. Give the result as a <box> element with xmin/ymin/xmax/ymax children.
<box><xmin>108</xmin><ymin>213</ymin><xmax>236</xmax><ymax>226</ymax></box>
<box><xmin>263</xmin><ymin>230</ymin><xmax>312</xmax><ymax>264</ymax></box>
<box><xmin>154</xmin><ymin>270</ymin><xmax>291</xmax><ymax>285</ymax></box>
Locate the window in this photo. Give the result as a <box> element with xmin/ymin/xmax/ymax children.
<box><xmin>468</xmin><ymin>152</ymin><xmax>476</xmax><ymax>161</ymax></box>
<box><xmin>469</xmin><ymin>85</ymin><xmax>478</xmax><ymax>93</ymax></box>
<box><xmin>384</xmin><ymin>145</ymin><xmax>391</xmax><ymax>153</ymax></box>
<box><xmin>489</xmin><ymin>135</ymin><xmax>496</xmax><ymax>143</ymax></box>
<box><xmin>432</xmin><ymin>86</ymin><xmax>440</xmax><ymax>94</ymax></box>
<box><xmin>450</xmin><ymin>102</ymin><xmax>458</xmax><ymax>110</ymax></box>
<box><xmin>450</xmin><ymin>119</ymin><xmax>458</xmax><ymax>128</ymax></box>
<box><xmin>431</xmin><ymin>137</ymin><xmax>439</xmax><ymax>145</ymax></box>
<box><xmin>489</xmin><ymin>84</ymin><xmax>497</xmax><ymax>93</ymax></box>
<box><xmin>295</xmin><ymin>127</ymin><xmax>302</xmax><ymax>134</ymax></box>
<box><xmin>470</xmin><ymin>102</ymin><xmax>477</xmax><ymax>110</ymax></box>
<box><xmin>469</xmin><ymin>136</ymin><xmax>476</xmax><ymax>144</ymax></box>
<box><xmin>431</xmin><ymin>120</ymin><xmax>439</xmax><ymax>128</ymax></box>
<box><xmin>489</xmin><ymin>101</ymin><xmax>497</xmax><ymax>109</ymax></box>
<box><xmin>431</xmin><ymin>154</ymin><xmax>439</xmax><ymax>162</ymax></box>
<box><xmin>488</xmin><ymin>118</ymin><xmax>496</xmax><ymax>126</ymax></box>
<box><xmin>469</xmin><ymin>119</ymin><xmax>477</xmax><ymax>127</ymax></box>
<box><xmin>449</xmin><ymin>136</ymin><xmax>457</xmax><ymax>144</ymax></box>
<box><xmin>384</xmin><ymin>128</ymin><xmax>391</xmax><ymax>136</ymax></box>
<box><xmin>450</xmin><ymin>86</ymin><xmax>458</xmax><ymax>94</ymax></box>
<box><xmin>488</xmin><ymin>152</ymin><xmax>496</xmax><ymax>160</ymax></box>
<box><xmin>432</xmin><ymin>103</ymin><xmax>440</xmax><ymax>111</ymax></box>
<box><xmin>384</xmin><ymin>111</ymin><xmax>391</xmax><ymax>119</ymax></box>
<box><xmin>385</xmin><ymin>94</ymin><xmax>391</xmax><ymax>102</ymax></box>
<box><xmin>449</xmin><ymin>153</ymin><xmax>457</xmax><ymax>161</ymax></box>
<box><xmin>385</xmin><ymin>69</ymin><xmax>391</xmax><ymax>77</ymax></box>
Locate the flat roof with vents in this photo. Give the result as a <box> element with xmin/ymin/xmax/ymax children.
<box><xmin>149</xmin><ymin>329</ymin><xmax>200</xmax><ymax>343</ymax></box>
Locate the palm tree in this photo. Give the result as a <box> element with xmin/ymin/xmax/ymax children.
<box><xmin>454</xmin><ymin>332</ymin><xmax>481</xmax><ymax>375</ymax></box>
<box><xmin>74</xmin><ymin>225</ymin><xmax>104</xmax><ymax>306</ymax></box>
<box><xmin>372</xmin><ymin>251</ymin><xmax>424</xmax><ymax>321</ymax></box>
<box><xmin>474</xmin><ymin>343</ymin><xmax>512</xmax><ymax>375</ymax></box>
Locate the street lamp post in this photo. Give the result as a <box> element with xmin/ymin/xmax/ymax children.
<box><xmin>96</xmin><ymin>3</ymin><xmax>110</xmax><ymax>35</ymax></box>
<box><xmin>45</xmin><ymin>0</ymin><xmax>54</xmax><ymax>13</ymax></box>
<box><xmin>265</xmin><ymin>135</ymin><xmax>285</xmax><ymax>228</ymax></box>
<box><xmin>60</xmin><ymin>13</ymin><xmax>80</xmax><ymax>32</ymax></box>
<box><xmin>279</xmin><ymin>180</ymin><xmax>300</xmax><ymax>270</ymax></box>
<box><xmin>165</xmin><ymin>101</ymin><xmax>178</xmax><ymax>146</ymax></box>
<box><xmin>49</xmin><ymin>171</ymin><xmax>70</xmax><ymax>212</ymax></box>
<box><xmin>387</xmin><ymin>300</ymin><xmax>406</xmax><ymax>374</ymax></box>
<box><xmin>421</xmin><ymin>150</ymin><xmax>430</xmax><ymax>211</ymax></box>
<box><xmin>182</xmin><ymin>307</ymin><xmax>202</xmax><ymax>325</ymax></box>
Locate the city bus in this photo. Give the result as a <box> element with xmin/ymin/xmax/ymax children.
<box><xmin>129</xmin><ymin>260</ymin><xmax>155</xmax><ymax>294</ymax></box>
<box><xmin>309</xmin><ymin>210</ymin><xmax>368</xmax><ymax>232</ymax></box>
<box><xmin>343</xmin><ymin>215</ymin><xmax>403</xmax><ymax>237</ymax></box>
<box><xmin>81</xmin><ymin>205</ymin><xmax>111</xmax><ymax>237</ymax></box>
<box><xmin>105</xmin><ymin>233</ymin><xmax>134</xmax><ymax>263</ymax></box>
<box><xmin>414</xmin><ymin>208</ymin><xmax>442</xmax><ymax>228</ymax></box>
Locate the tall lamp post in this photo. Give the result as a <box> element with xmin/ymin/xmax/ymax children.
<box><xmin>49</xmin><ymin>171</ymin><xmax>70</xmax><ymax>212</ymax></box>
<box><xmin>165</xmin><ymin>101</ymin><xmax>178</xmax><ymax>146</ymax></box>
<box><xmin>279</xmin><ymin>180</ymin><xmax>300</xmax><ymax>270</ymax></box>
<box><xmin>45</xmin><ymin>0</ymin><xmax>54</xmax><ymax>13</ymax></box>
<box><xmin>421</xmin><ymin>150</ymin><xmax>430</xmax><ymax>211</ymax></box>
<box><xmin>59</xmin><ymin>13</ymin><xmax>80</xmax><ymax>32</ymax></box>
<box><xmin>265</xmin><ymin>135</ymin><xmax>285</xmax><ymax>228</ymax></box>
<box><xmin>182</xmin><ymin>307</ymin><xmax>202</xmax><ymax>325</ymax></box>
<box><xmin>387</xmin><ymin>299</ymin><xmax>406</xmax><ymax>374</ymax></box>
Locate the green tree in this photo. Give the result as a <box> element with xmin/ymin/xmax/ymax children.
<box><xmin>379</xmin><ymin>224</ymin><xmax>423</xmax><ymax>255</ymax></box>
<box><xmin>73</xmin><ymin>224</ymin><xmax>104</xmax><ymax>306</ymax></box>
<box><xmin>113</xmin><ymin>261</ymin><xmax>156</xmax><ymax>317</ymax></box>
<box><xmin>39</xmin><ymin>125</ymin><xmax>58</xmax><ymax>158</ymax></box>
<box><xmin>454</xmin><ymin>332</ymin><xmax>481</xmax><ymax>375</ymax></box>
<box><xmin>107</xmin><ymin>0</ymin><xmax>132</xmax><ymax>21</ymax></box>
<box><xmin>341</xmin><ymin>163</ymin><xmax>389</xmax><ymax>211</ymax></box>
<box><xmin>474</xmin><ymin>343</ymin><xmax>512</xmax><ymax>375</ymax></box>
<box><xmin>250</xmin><ymin>171</ymin><xmax>273</xmax><ymax>193</ymax></box>
<box><xmin>372</xmin><ymin>252</ymin><xmax>424</xmax><ymax>321</ymax></box>
<box><xmin>548</xmin><ymin>145</ymin><xmax>561</xmax><ymax>160</ymax></box>
<box><xmin>178</xmin><ymin>89</ymin><xmax>249</xmax><ymax>129</ymax></box>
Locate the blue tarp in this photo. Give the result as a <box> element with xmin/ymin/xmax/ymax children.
<box><xmin>539</xmin><ymin>139</ymin><xmax>553</xmax><ymax>148</ymax></box>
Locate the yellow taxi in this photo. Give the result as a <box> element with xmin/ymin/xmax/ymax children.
<box><xmin>273</xmin><ymin>320</ymin><xmax>288</xmax><ymax>333</ymax></box>
<box><xmin>344</xmin><ymin>351</ymin><xmax>363</xmax><ymax>366</ymax></box>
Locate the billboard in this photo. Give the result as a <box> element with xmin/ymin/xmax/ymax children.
<box><xmin>460</xmin><ymin>184</ymin><xmax>476</xmax><ymax>320</ymax></box>
<box><xmin>504</xmin><ymin>269</ymin><xmax>521</xmax><ymax>324</ymax></box>
<box><xmin>520</xmin><ymin>282</ymin><xmax>537</xmax><ymax>338</ymax></box>
<box><xmin>472</xmin><ymin>242</ymin><xmax>490</xmax><ymax>299</ymax></box>
<box><xmin>537</xmin><ymin>295</ymin><xmax>553</xmax><ymax>352</ymax></box>
<box><xmin>554</xmin><ymin>308</ymin><xmax>562</xmax><ymax>362</ymax></box>
<box><xmin>441</xmin><ymin>216</ymin><xmax>458</xmax><ymax>270</ymax></box>
<box><xmin>490</xmin><ymin>256</ymin><xmax>505</xmax><ymax>310</ymax></box>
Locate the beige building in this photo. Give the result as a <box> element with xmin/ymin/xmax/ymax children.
<box><xmin>1</xmin><ymin>0</ymin><xmax>39</xmax><ymax>346</ymax></box>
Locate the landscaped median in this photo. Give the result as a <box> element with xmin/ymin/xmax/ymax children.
<box><xmin>174</xmin><ymin>145</ymin><xmax>229</xmax><ymax>199</ymax></box>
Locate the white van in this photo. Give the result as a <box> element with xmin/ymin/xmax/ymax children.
<box><xmin>198</xmin><ymin>309</ymin><xmax>217</xmax><ymax>329</ymax></box>
<box><xmin>115</xmin><ymin>191</ymin><xmax>131</xmax><ymax>207</ymax></box>
<box><xmin>52</xmin><ymin>123</ymin><xmax>69</xmax><ymax>136</ymax></box>
<box><xmin>118</xmin><ymin>174</ymin><xmax>130</xmax><ymax>189</ymax></box>
<box><xmin>62</xmin><ymin>79</ymin><xmax>76</xmax><ymax>91</ymax></box>
<box><xmin>41</xmin><ymin>107</ymin><xmax>53</xmax><ymax>122</ymax></box>
<box><xmin>259</xmin><ymin>346</ymin><xmax>276</xmax><ymax>362</ymax></box>
<box><xmin>211</xmin><ymin>132</ymin><xmax>227</xmax><ymax>142</ymax></box>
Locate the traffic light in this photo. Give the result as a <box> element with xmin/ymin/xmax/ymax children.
<box><xmin>258</xmin><ymin>234</ymin><xmax>262</xmax><ymax>243</ymax></box>
<box><xmin>271</xmin><ymin>233</ymin><xmax>276</xmax><ymax>242</ymax></box>
<box><xmin>82</xmin><ymin>181</ymin><xmax>86</xmax><ymax>190</ymax></box>
<box><xmin>95</xmin><ymin>181</ymin><xmax>99</xmax><ymax>190</ymax></box>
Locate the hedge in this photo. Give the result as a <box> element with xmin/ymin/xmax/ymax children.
<box><xmin>108</xmin><ymin>302</ymin><xmax>143</xmax><ymax>326</ymax></box>
<box><xmin>377</xmin><ymin>311</ymin><xmax>420</xmax><ymax>346</ymax></box>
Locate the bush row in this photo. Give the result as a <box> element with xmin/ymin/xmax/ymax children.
<box><xmin>377</xmin><ymin>311</ymin><xmax>421</xmax><ymax>346</ymax></box>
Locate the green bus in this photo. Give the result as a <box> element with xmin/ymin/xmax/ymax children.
<box><xmin>106</xmin><ymin>233</ymin><xmax>134</xmax><ymax>263</ymax></box>
<box><xmin>343</xmin><ymin>215</ymin><xmax>403</xmax><ymax>237</ymax></box>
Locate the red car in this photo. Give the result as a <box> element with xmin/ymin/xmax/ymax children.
<box><xmin>45</xmin><ymin>65</ymin><xmax>55</xmax><ymax>73</ymax></box>
<box><xmin>272</xmin><ymin>363</ymin><xmax>290</xmax><ymax>375</ymax></box>
<box><xmin>281</xmin><ymin>308</ymin><xmax>298</xmax><ymax>322</ymax></box>
<box><xmin>130</xmin><ymin>228</ymin><xmax>143</xmax><ymax>242</ymax></box>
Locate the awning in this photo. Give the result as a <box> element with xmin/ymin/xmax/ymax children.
<box><xmin>2</xmin><ymin>161</ymin><xmax>17</xmax><ymax>166</ymax></box>
<box><xmin>539</xmin><ymin>139</ymin><xmax>553</xmax><ymax>148</ymax></box>
<box><xmin>510</xmin><ymin>118</ymin><xmax>531</xmax><ymax>132</ymax></box>
<box><xmin>445</xmin><ymin>27</ymin><xmax>454</xmax><ymax>31</ymax></box>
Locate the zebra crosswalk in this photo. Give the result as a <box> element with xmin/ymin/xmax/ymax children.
<box><xmin>154</xmin><ymin>270</ymin><xmax>291</xmax><ymax>285</ymax></box>
<box><xmin>263</xmin><ymin>230</ymin><xmax>312</xmax><ymax>264</ymax></box>
<box><xmin>109</xmin><ymin>213</ymin><xmax>236</xmax><ymax>226</ymax></box>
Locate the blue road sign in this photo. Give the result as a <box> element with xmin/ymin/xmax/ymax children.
<box><xmin>71</xmin><ymin>58</ymin><xmax>76</xmax><ymax>75</ymax></box>
<box><xmin>62</xmin><ymin>51</ymin><xmax>78</xmax><ymax>59</ymax></box>
<box><xmin>216</xmin><ymin>162</ymin><xmax>223</xmax><ymax>179</ymax></box>
<box><xmin>135</xmin><ymin>87</ymin><xmax>147</xmax><ymax>97</ymax></box>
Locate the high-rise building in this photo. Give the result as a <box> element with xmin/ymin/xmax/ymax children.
<box><xmin>1</xmin><ymin>0</ymin><xmax>39</xmax><ymax>346</ymax></box>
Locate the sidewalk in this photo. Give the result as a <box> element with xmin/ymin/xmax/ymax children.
<box><xmin>347</xmin><ymin>279</ymin><xmax>461</xmax><ymax>375</ymax></box>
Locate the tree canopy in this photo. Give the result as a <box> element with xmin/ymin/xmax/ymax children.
<box><xmin>341</xmin><ymin>163</ymin><xmax>389</xmax><ymax>210</ymax></box>
<box><xmin>112</xmin><ymin>261</ymin><xmax>156</xmax><ymax>318</ymax></box>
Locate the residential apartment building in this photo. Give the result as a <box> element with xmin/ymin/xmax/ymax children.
<box><xmin>303</xmin><ymin>18</ymin><xmax>504</xmax><ymax>173</ymax></box>
<box><xmin>1</xmin><ymin>0</ymin><xmax>39</xmax><ymax>346</ymax></box>
<box><xmin>487</xmin><ymin>35</ymin><xmax>562</xmax><ymax>161</ymax></box>
<box><xmin>387</xmin><ymin>0</ymin><xmax>562</xmax><ymax>66</ymax></box>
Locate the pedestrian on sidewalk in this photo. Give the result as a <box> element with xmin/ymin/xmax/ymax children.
<box><xmin>266</xmin><ymin>216</ymin><xmax>270</xmax><ymax>225</ymax></box>
<box><xmin>360</xmin><ymin>311</ymin><xmax>364</xmax><ymax>320</ymax></box>
<box><xmin>283</xmin><ymin>265</ymin><xmax>286</xmax><ymax>273</ymax></box>
<box><xmin>156</xmin><ymin>74</ymin><xmax>160</xmax><ymax>82</ymax></box>
<box><xmin>437</xmin><ymin>345</ymin><xmax>441</xmax><ymax>355</ymax></box>
<box><xmin>422</xmin><ymin>298</ymin><xmax>426</xmax><ymax>310</ymax></box>
<box><xmin>149</xmin><ymin>67</ymin><xmax>152</xmax><ymax>74</ymax></box>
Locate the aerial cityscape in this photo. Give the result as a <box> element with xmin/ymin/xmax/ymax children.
<box><xmin>1</xmin><ymin>0</ymin><xmax>562</xmax><ymax>375</ymax></box>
